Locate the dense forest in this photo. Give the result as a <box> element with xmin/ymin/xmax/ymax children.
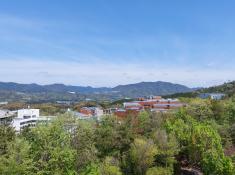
<box><xmin>1</xmin><ymin>96</ymin><xmax>235</xmax><ymax>174</ymax></box>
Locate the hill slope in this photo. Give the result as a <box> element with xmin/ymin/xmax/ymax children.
<box><xmin>0</xmin><ymin>81</ymin><xmax>193</xmax><ymax>102</ymax></box>
<box><xmin>164</xmin><ymin>81</ymin><xmax>235</xmax><ymax>98</ymax></box>
<box><xmin>113</xmin><ymin>81</ymin><xmax>192</xmax><ymax>97</ymax></box>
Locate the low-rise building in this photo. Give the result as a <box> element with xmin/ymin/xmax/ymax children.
<box><xmin>80</xmin><ymin>107</ymin><xmax>103</xmax><ymax>116</ymax></box>
<box><xmin>199</xmin><ymin>93</ymin><xmax>225</xmax><ymax>100</ymax></box>
<box><xmin>123</xmin><ymin>102</ymin><xmax>143</xmax><ymax>110</ymax></box>
<box><xmin>12</xmin><ymin>109</ymin><xmax>50</xmax><ymax>132</ymax></box>
<box><xmin>0</xmin><ymin>109</ymin><xmax>16</xmax><ymax>125</ymax></box>
<box><xmin>115</xmin><ymin>96</ymin><xmax>185</xmax><ymax>118</ymax></box>
<box><xmin>73</xmin><ymin>107</ymin><xmax>104</xmax><ymax>121</ymax></box>
<box><xmin>103</xmin><ymin>108</ymin><xmax>118</xmax><ymax>115</ymax></box>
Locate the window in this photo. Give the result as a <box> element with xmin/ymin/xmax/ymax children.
<box><xmin>23</xmin><ymin>115</ymin><xmax>31</xmax><ymax>119</ymax></box>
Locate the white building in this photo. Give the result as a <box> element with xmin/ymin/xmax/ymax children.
<box><xmin>0</xmin><ymin>109</ymin><xmax>16</xmax><ymax>125</ymax></box>
<box><xmin>12</xmin><ymin>109</ymin><xmax>50</xmax><ymax>132</ymax></box>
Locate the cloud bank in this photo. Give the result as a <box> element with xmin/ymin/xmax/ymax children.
<box><xmin>0</xmin><ymin>59</ymin><xmax>234</xmax><ymax>88</ymax></box>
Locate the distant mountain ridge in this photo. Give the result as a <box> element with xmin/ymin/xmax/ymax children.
<box><xmin>0</xmin><ymin>81</ymin><xmax>193</xmax><ymax>98</ymax></box>
<box><xmin>113</xmin><ymin>81</ymin><xmax>192</xmax><ymax>97</ymax></box>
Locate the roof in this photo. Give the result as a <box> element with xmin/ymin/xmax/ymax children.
<box><xmin>124</xmin><ymin>102</ymin><xmax>141</xmax><ymax>106</ymax></box>
<box><xmin>0</xmin><ymin>110</ymin><xmax>15</xmax><ymax>119</ymax></box>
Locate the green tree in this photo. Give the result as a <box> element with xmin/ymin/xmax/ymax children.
<box><xmin>146</xmin><ymin>167</ymin><xmax>172</xmax><ymax>175</ymax></box>
<box><xmin>24</xmin><ymin>117</ymin><xmax>77</xmax><ymax>175</ymax></box>
<box><xmin>0</xmin><ymin>125</ymin><xmax>15</xmax><ymax>155</ymax></box>
<box><xmin>166</xmin><ymin>111</ymin><xmax>235</xmax><ymax>175</ymax></box>
<box><xmin>186</xmin><ymin>99</ymin><xmax>213</xmax><ymax>121</ymax></box>
<box><xmin>80</xmin><ymin>163</ymin><xmax>101</xmax><ymax>175</ymax></box>
<box><xmin>100</xmin><ymin>157</ymin><xmax>123</xmax><ymax>175</ymax></box>
<box><xmin>151</xmin><ymin>129</ymin><xmax>178</xmax><ymax>172</ymax></box>
<box><xmin>0</xmin><ymin>138</ymin><xmax>33</xmax><ymax>175</ymax></box>
<box><xmin>124</xmin><ymin>138</ymin><xmax>157</xmax><ymax>175</ymax></box>
<box><xmin>95</xmin><ymin>116</ymin><xmax>133</xmax><ymax>158</ymax></box>
<box><xmin>137</xmin><ymin>111</ymin><xmax>150</xmax><ymax>134</ymax></box>
<box><xmin>71</xmin><ymin>120</ymin><xmax>98</xmax><ymax>172</ymax></box>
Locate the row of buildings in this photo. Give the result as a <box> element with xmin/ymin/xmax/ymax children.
<box><xmin>114</xmin><ymin>96</ymin><xmax>185</xmax><ymax>118</ymax></box>
<box><xmin>76</xmin><ymin>96</ymin><xmax>185</xmax><ymax>119</ymax></box>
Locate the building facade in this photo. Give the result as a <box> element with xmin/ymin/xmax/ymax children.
<box><xmin>12</xmin><ymin>109</ymin><xmax>50</xmax><ymax>132</ymax></box>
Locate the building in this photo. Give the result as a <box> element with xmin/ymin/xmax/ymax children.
<box><xmin>73</xmin><ymin>107</ymin><xmax>104</xmax><ymax>121</ymax></box>
<box><xmin>80</xmin><ymin>107</ymin><xmax>103</xmax><ymax>116</ymax></box>
<box><xmin>199</xmin><ymin>93</ymin><xmax>225</xmax><ymax>100</ymax></box>
<box><xmin>124</xmin><ymin>97</ymin><xmax>184</xmax><ymax>110</ymax></box>
<box><xmin>114</xmin><ymin>96</ymin><xmax>185</xmax><ymax>118</ymax></box>
<box><xmin>123</xmin><ymin>102</ymin><xmax>143</xmax><ymax>110</ymax></box>
<box><xmin>103</xmin><ymin>108</ymin><xmax>118</xmax><ymax>115</ymax></box>
<box><xmin>0</xmin><ymin>101</ymin><xmax>8</xmax><ymax>105</ymax></box>
<box><xmin>12</xmin><ymin>109</ymin><xmax>50</xmax><ymax>132</ymax></box>
<box><xmin>0</xmin><ymin>109</ymin><xmax>16</xmax><ymax>125</ymax></box>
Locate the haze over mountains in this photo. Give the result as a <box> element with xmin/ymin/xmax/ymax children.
<box><xmin>0</xmin><ymin>81</ymin><xmax>192</xmax><ymax>100</ymax></box>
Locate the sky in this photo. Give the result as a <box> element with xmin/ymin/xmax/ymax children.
<box><xmin>0</xmin><ymin>0</ymin><xmax>235</xmax><ymax>88</ymax></box>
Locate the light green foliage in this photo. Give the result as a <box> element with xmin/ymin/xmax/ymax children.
<box><xmin>186</xmin><ymin>98</ymin><xmax>213</xmax><ymax>121</ymax></box>
<box><xmin>210</xmin><ymin>100</ymin><xmax>225</xmax><ymax>122</ymax></box>
<box><xmin>24</xmin><ymin>117</ymin><xmax>77</xmax><ymax>175</ymax></box>
<box><xmin>0</xmin><ymin>125</ymin><xmax>15</xmax><ymax>155</ymax></box>
<box><xmin>230</xmin><ymin>123</ymin><xmax>235</xmax><ymax>145</ymax></box>
<box><xmin>100</xmin><ymin>157</ymin><xmax>123</xmax><ymax>175</ymax></box>
<box><xmin>0</xmin><ymin>138</ymin><xmax>33</xmax><ymax>175</ymax></box>
<box><xmin>166</xmin><ymin>110</ymin><xmax>235</xmax><ymax>175</ymax></box>
<box><xmin>80</xmin><ymin>163</ymin><xmax>101</xmax><ymax>175</ymax></box>
<box><xmin>137</xmin><ymin>111</ymin><xmax>150</xmax><ymax>133</ymax></box>
<box><xmin>202</xmin><ymin>150</ymin><xmax>234</xmax><ymax>175</ymax></box>
<box><xmin>2</xmin><ymin>95</ymin><xmax>235</xmax><ymax>175</ymax></box>
<box><xmin>151</xmin><ymin>129</ymin><xmax>178</xmax><ymax>171</ymax></box>
<box><xmin>146</xmin><ymin>167</ymin><xmax>172</xmax><ymax>175</ymax></box>
<box><xmin>71</xmin><ymin>120</ymin><xmax>98</xmax><ymax>172</ymax></box>
<box><xmin>126</xmin><ymin>138</ymin><xmax>158</xmax><ymax>175</ymax></box>
<box><xmin>225</xmin><ymin>100</ymin><xmax>235</xmax><ymax>123</ymax></box>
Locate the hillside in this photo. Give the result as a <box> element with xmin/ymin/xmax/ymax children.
<box><xmin>0</xmin><ymin>81</ymin><xmax>193</xmax><ymax>102</ymax></box>
<box><xmin>113</xmin><ymin>81</ymin><xmax>192</xmax><ymax>97</ymax></box>
<box><xmin>201</xmin><ymin>81</ymin><xmax>235</xmax><ymax>96</ymax></box>
<box><xmin>164</xmin><ymin>81</ymin><xmax>235</xmax><ymax>98</ymax></box>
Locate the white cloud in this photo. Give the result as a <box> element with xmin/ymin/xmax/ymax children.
<box><xmin>0</xmin><ymin>58</ymin><xmax>234</xmax><ymax>88</ymax></box>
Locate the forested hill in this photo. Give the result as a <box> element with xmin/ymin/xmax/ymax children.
<box><xmin>201</xmin><ymin>81</ymin><xmax>235</xmax><ymax>96</ymax></box>
<box><xmin>0</xmin><ymin>81</ymin><xmax>192</xmax><ymax>98</ymax></box>
<box><xmin>112</xmin><ymin>81</ymin><xmax>192</xmax><ymax>97</ymax></box>
<box><xmin>164</xmin><ymin>81</ymin><xmax>235</xmax><ymax>98</ymax></box>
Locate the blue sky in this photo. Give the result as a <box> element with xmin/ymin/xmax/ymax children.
<box><xmin>0</xmin><ymin>0</ymin><xmax>235</xmax><ymax>87</ymax></box>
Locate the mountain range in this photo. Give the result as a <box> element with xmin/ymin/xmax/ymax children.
<box><xmin>0</xmin><ymin>81</ymin><xmax>193</xmax><ymax>102</ymax></box>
